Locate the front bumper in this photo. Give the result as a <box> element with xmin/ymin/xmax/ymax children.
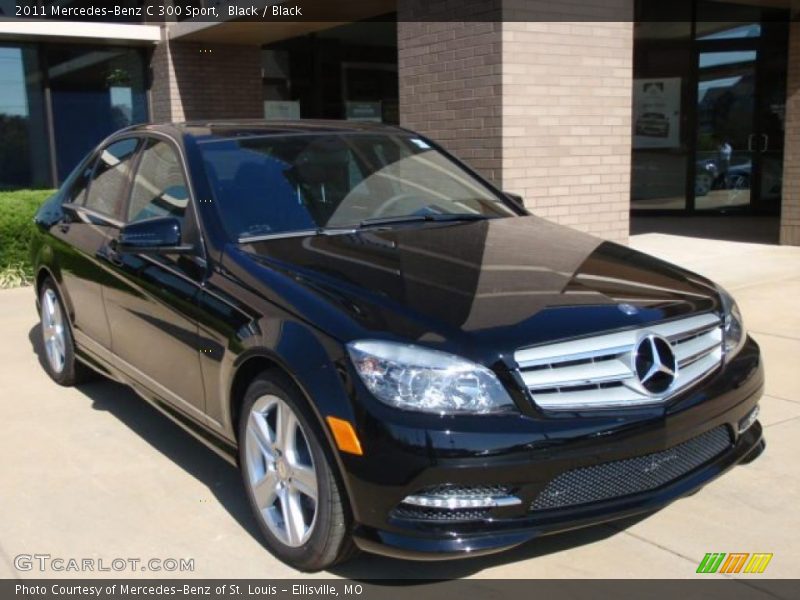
<box><xmin>343</xmin><ymin>337</ymin><xmax>765</xmax><ymax>560</ymax></box>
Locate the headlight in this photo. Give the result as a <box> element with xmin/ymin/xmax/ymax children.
<box><xmin>347</xmin><ymin>340</ymin><xmax>516</xmax><ymax>415</ymax></box>
<box><xmin>718</xmin><ymin>286</ymin><xmax>745</xmax><ymax>359</ymax></box>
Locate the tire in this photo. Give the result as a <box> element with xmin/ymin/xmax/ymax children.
<box><xmin>238</xmin><ymin>372</ymin><xmax>357</xmax><ymax>571</ymax></box>
<box><xmin>38</xmin><ymin>278</ymin><xmax>93</xmax><ymax>386</ymax></box>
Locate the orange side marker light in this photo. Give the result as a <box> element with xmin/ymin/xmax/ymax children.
<box><xmin>326</xmin><ymin>416</ymin><xmax>363</xmax><ymax>456</ymax></box>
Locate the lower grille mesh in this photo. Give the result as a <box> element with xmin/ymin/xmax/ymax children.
<box><xmin>530</xmin><ymin>426</ymin><xmax>732</xmax><ymax>511</ymax></box>
<box><xmin>392</xmin><ymin>507</ymin><xmax>490</xmax><ymax>521</ymax></box>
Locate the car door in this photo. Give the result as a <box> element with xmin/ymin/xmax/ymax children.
<box><xmin>100</xmin><ymin>136</ymin><xmax>208</xmax><ymax>421</ymax></box>
<box><xmin>54</xmin><ymin>137</ymin><xmax>141</xmax><ymax>351</ymax></box>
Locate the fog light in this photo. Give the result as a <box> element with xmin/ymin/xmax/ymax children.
<box><xmin>738</xmin><ymin>406</ymin><xmax>760</xmax><ymax>434</ymax></box>
<box><xmin>401</xmin><ymin>485</ymin><xmax>521</xmax><ymax>509</ymax></box>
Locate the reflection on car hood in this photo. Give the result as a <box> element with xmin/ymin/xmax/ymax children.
<box><xmin>230</xmin><ymin>216</ymin><xmax>719</xmax><ymax>359</ymax></box>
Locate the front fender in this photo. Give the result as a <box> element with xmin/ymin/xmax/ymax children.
<box><xmin>225</xmin><ymin>321</ymin><xmax>362</xmax><ymax>515</ymax></box>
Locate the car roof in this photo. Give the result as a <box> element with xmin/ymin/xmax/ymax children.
<box><xmin>122</xmin><ymin>119</ymin><xmax>409</xmax><ymax>143</ymax></box>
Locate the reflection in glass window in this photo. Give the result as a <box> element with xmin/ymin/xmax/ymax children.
<box><xmin>695</xmin><ymin>49</ymin><xmax>757</xmax><ymax>210</ymax></box>
<box><xmin>84</xmin><ymin>138</ymin><xmax>139</xmax><ymax>218</ymax></box>
<box><xmin>46</xmin><ymin>45</ymin><xmax>148</xmax><ymax>181</ymax></box>
<box><xmin>695</xmin><ymin>0</ymin><xmax>762</xmax><ymax>40</ymax></box>
<box><xmin>696</xmin><ymin>23</ymin><xmax>761</xmax><ymax>41</ymax></box>
<box><xmin>631</xmin><ymin>19</ymin><xmax>690</xmax><ymax>210</ymax></box>
<box><xmin>128</xmin><ymin>140</ymin><xmax>189</xmax><ymax>224</ymax></box>
<box><xmin>0</xmin><ymin>45</ymin><xmax>50</xmax><ymax>189</ymax></box>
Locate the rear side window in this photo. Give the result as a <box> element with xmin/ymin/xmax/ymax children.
<box><xmin>84</xmin><ymin>138</ymin><xmax>139</xmax><ymax>218</ymax></box>
<box><xmin>127</xmin><ymin>139</ymin><xmax>189</xmax><ymax>224</ymax></box>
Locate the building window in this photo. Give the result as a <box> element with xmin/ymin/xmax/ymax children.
<box><xmin>261</xmin><ymin>18</ymin><xmax>398</xmax><ymax>124</ymax></box>
<box><xmin>0</xmin><ymin>44</ymin><xmax>50</xmax><ymax>189</ymax></box>
<box><xmin>631</xmin><ymin>2</ymin><xmax>693</xmax><ymax>211</ymax></box>
<box><xmin>46</xmin><ymin>45</ymin><xmax>148</xmax><ymax>181</ymax></box>
<box><xmin>0</xmin><ymin>42</ymin><xmax>149</xmax><ymax>190</ymax></box>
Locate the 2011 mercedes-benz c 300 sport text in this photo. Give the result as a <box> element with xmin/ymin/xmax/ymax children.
<box><xmin>30</xmin><ymin>121</ymin><xmax>764</xmax><ymax>570</ymax></box>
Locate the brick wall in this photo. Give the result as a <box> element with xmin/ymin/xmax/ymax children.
<box><xmin>398</xmin><ymin>1</ymin><xmax>634</xmax><ymax>243</ymax></box>
<box><xmin>781</xmin><ymin>21</ymin><xmax>800</xmax><ymax>246</ymax></box>
<box><xmin>150</xmin><ymin>40</ymin><xmax>263</xmax><ymax>122</ymax></box>
<box><xmin>501</xmin><ymin>21</ymin><xmax>633</xmax><ymax>243</ymax></box>
<box><xmin>398</xmin><ymin>21</ymin><xmax>504</xmax><ymax>183</ymax></box>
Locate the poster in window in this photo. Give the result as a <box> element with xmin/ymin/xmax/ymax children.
<box><xmin>633</xmin><ymin>78</ymin><xmax>681</xmax><ymax>149</ymax></box>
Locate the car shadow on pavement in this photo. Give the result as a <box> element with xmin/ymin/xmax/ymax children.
<box><xmin>27</xmin><ymin>324</ymin><xmax>268</xmax><ymax>546</ymax></box>
<box><xmin>29</xmin><ymin>323</ymin><xmax>652</xmax><ymax>579</ymax></box>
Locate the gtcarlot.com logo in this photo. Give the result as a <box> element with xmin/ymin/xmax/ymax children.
<box><xmin>14</xmin><ymin>554</ymin><xmax>195</xmax><ymax>573</ymax></box>
<box><xmin>696</xmin><ymin>552</ymin><xmax>773</xmax><ymax>574</ymax></box>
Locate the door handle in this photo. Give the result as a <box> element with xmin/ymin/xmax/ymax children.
<box><xmin>747</xmin><ymin>134</ymin><xmax>756</xmax><ymax>152</ymax></box>
<box><xmin>761</xmin><ymin>133</ymin><xmax>769</xmax><ymax>152</ymax></box>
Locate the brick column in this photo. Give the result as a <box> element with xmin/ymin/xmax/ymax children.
<box><xmin>781</xmin><ymin>21</ymin><xmax>800</xmax><ymax>246</ymax></box>
<box><xmin>150</xmin><ymin>39</ymin><xmax>263</xmax><ymax>122</ymax></box>
<box><xmin>502</xmin><ymin>21</ymin><xmax>633</xmax><ymax>243</ymax></box>
<box><xmin>398</xmin><ymin>21</ymin><xmax>503</xmax><ymax>183</ymax></box>
<box><xmin>398</xmin><ymin>1</ymin><xmax>634</xmax><ymax>243</ymax></box>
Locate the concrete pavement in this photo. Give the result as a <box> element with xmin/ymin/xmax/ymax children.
<box><xmin>0</xmin><ymin>232</ymin><xmax>798</xmax><ymax>580</ymax></box>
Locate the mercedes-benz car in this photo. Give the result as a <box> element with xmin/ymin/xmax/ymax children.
<box><xmin>30</xmin><ymin>121</ymin><xmax>764</xmax><ymax>571</ymax></box>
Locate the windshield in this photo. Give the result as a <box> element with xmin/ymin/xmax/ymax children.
<box><xmin>198</xmin><ymin>132</ymin><xmax>516</xmax><ymax>241</ymax></box>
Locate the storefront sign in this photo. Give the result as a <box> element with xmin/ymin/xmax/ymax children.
<box><xmin>264</xmin><ymin>101</ymin><xmax>300</xmax><ymax>120</ymax></box>
<box><xmin>633</xmin><ymin>78</ymin><xmax>681</xmax><ymax>149</ymax></box>
<box><xmin>346</xmin><ymin>101</ymin><xmax>382</xmax><ymax>122</ymax></box>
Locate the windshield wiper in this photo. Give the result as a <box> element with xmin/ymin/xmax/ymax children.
<box><xmin>238</xmin><ymin>214</ymin><xmax>489</xmax><ymax>243</ymax></box>
<box><xmin>238</xmin><ymin>226</ymin><xmax>356</xmax><ymax>244</ymax></box>
<box><xmin>359</xmin><ymin>213</ymin><xmax>489</xmax><ymax>228</ymax></box>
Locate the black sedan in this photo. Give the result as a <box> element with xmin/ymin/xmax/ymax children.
<box><xmin>30</xmin><ymin>121</ymin><xmax>764</xmax><ymax>570</ymax></box>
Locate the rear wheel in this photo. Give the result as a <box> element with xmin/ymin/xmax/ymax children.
<box><xmin>39</xmin><ymin>279</ymin><xmax>92</xmax><ymax>386</ymax></box>
<box><xmin>238</xmin><ymin>372</ymin><xmax>356</xmax><ymax>571</ymax></box>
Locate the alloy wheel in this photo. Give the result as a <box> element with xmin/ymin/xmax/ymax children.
<box><xmin>42</xmin><ymin>288</ymin><xmax>66</xmax><ymax>374</ymax></box>
<box><xmin>244</xmin><ymin>395</ymin><xmax>318</xmax><ymax>548</ymax></box>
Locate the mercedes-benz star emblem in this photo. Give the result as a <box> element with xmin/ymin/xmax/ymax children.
<box><xmin>634</xmin><ymin>334</ymin><xmax>677</xmax><ymax>394</ymax></box>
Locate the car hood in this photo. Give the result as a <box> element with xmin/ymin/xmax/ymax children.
<box><xmin>227</xmin><ymin>216</ymin><xmax>720</xmax><ymax>363</ymax></box>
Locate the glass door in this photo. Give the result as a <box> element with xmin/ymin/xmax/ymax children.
<box><xmin>693</xmin><ymin>35</ymin><xmax>787</xmax><ymax>215</ymax></box>
<box><xmin>694</xmin><ymin>48</ymin><xmax>758</xmax><ymax>211</ymax></box>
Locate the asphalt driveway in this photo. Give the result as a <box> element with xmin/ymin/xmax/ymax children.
<box><xmin>0</xmin><ymin>232</ymin><xmax>798</xmax><ymax>579</ymax></box>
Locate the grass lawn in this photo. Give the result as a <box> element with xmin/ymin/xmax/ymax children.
<box><xmin>0</xmin><ymin>189</ymin><xmax>56</xmax><ymax>288</ymax></box>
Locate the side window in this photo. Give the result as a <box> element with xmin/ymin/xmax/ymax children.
<box><xmin>84</xmin><ymin>138</ymin><xmax>140</xmax><ymax>218</ymax></box>
<box><xmin>127</xmin><ymin>139</ymin><xmax>189</xmax><ymax>224</ymax></box>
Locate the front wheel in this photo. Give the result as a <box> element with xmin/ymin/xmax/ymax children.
<box><xmin>238</xmin><ymin>372</ymin><xmax>356</xmax><ymax>571</ymax></box>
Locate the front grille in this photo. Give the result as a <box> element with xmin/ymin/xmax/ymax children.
<box><xmin>530</xmin><ymin>426</ymin><xmax>732</xmax><ymax>511</ymax></box>
<box><xmin>515</xmin><ymin>312</ymin><xmax>723</xmax><ymax>410</ymax></box>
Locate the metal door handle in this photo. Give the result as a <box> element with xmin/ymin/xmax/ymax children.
<box><xmin>747</xmin><ymin>134</ymin><xmax>756</xmax><ymax>152</ymax></box>
<box><xmin>761</xmin><ymin>133</ymin><xmax>769</xmax><ymax>152</ymax></box>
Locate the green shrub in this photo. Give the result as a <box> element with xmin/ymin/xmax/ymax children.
<box><xmin>0</xmin><ymin>189</ymin><xmax>55</xmax><ymax>287</ymax></box>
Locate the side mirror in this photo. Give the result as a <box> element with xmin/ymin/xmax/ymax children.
<box><xmin>504</xmin><ymin>191</ymin><xmax>527</xmax><ymax>213</ymax></box>
<box><xmin>118</xmin><ymin>216</ymin><xmax>193</xmax><ymax>254</ymax></box>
